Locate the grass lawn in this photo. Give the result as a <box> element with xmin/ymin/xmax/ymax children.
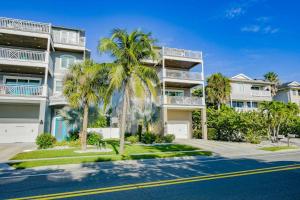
<box><xmin>260</xmin><ymin>146</ymin><xmax>298</xmax><ymax>152</ymax></box>
<box><xmin>10</xmin><ymin>141</ymin><xmax>212</xmax><ymax>169</ymax></box>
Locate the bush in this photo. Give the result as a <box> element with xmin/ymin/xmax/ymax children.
<box><xmin>163</xmin><ymin>134</ymin><xmax>175</xmax><ymax>143</ymax></box>
<box><xmin>68</xmin><ymin>130</ymin><xmax>79</xmax><ymax>141</ymax></box>
<box><xmin>54</xmin><ymin>140</ymin><xmax>69</xmax><ymax>147</ymax></box>
<box><xmin>155</xmin><ymin>135</ymin><xmax>164</xmax><ymax>143</ymax></box>
<box><xmin>141</xmin><ymin>132</ymin><xmax>157</xmax><ymax>144</ymax></box>
<box><xmin>125</xmin><ymin>132</ymin><xmax>133</xmax><ymax>138</ymax></box>
<box><xmin>126</xmin><ymin>135</ymin><xmax>139</xmax><ymax>144</ymax></box>
<box><xmin>36</xmin><ymin>133</ymin><xmax>56</xmax><ymax>149</ymax></box>
<box><xmin>87</xmin><ymin>132</ymin><xmax>102</xmax><ymax>145</ymax></box>
<box><xmin>69</xmin><ymin>140</ymin><xmax>80</xmax><ymax>147</ymax></box>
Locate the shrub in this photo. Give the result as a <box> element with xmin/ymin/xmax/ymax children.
<box><xmin>141</xmin><ymin>132</ymin><xmax>157</xmax><ymax>144</ymax></box>
<box><xmin>36</xmin><ymin>133</ymin><xmax>56</xmax><ymax>149</ymax></box>
<box><xmin>155</xmin><ymin>135</ymin><xmax>164</xmax><ymax>143</ymax></box>
<box><xmin>126</xmin><ymin>135</ymin><xmax>139</xmax><ymax>144</ymax></box>
<box><xmin>163</xmin><ymin>134</ymin><xmax>175</xmax><ymax>143</ymax></box>
<box><xmin>54</xmin><ymin>140</ymin><xmax>69</xmax><ymax>147</ymax></box>
<box><xmin>125</xmin><ymin>132</ymin><xmax>133</xmax><ymax>138</ymax></box>
<box><xmin>69</xmin><ymin>140</ymin><xmax>80</xmax><ymax>147</ymax></box>
<box><xmin>68</xmin><ymin>130</ymin><xmax>79</xmax><ymax>141</ymax></box>
<box><xmin>87</xmin><ymin>132</ymin><xmax>102</xmax><ymax>145</ymax></box>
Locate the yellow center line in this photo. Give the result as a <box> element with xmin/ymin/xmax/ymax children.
<box><xmin>10</xmin><ymin>164</ymin><xmax>300</xmax><ymax>200</ymax></box>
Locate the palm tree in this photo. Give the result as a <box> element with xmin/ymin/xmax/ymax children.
<box><xmin>63</xmin><ymin>60</ymin><xmax>108</xmax><ymax>150</ymax></box>
<box><xmin>98</xmin><ymin>29</ymin><xmax>159</xmax><ymax>155</ymax></box>
<box><xmin>264</xmin><ymin>72</ymin><xmax>279</xmax><ymax>97</ymax></box>
<box><xmin>206</xmin><ymin>73</ymin><xmax>231</xmax><ymax>110</ymax></box>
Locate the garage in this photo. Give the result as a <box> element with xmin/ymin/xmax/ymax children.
<box><xmin>167</xmin><ymin>122</ymin><xmax>189</xmax><ymax>139</ymax></box>
<box><xmin>0</xmin><ymin>104</ymin><xmax>40</xmax><ymax>143</ymax></box>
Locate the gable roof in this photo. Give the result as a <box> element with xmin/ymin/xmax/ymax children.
<box><xmin>231</xmin><ymin>73</ymin><xmax>253</xmax><ymax>80</ymax></box>
<box><xmin>279</xmin><ymin>81</ymin><xmax>300</xmax><ymax>89</ymax></box>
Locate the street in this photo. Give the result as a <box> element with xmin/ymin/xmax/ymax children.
<box><xmin>1</xmin><ymin>151</ymin><xmax>300</xmax><ymax>200</ymax></box>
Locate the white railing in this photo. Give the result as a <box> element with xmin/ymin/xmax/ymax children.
<box><xmin>251</xmin><ymin>90</ymin><xmax>271</xmax><ymax>97</ymax></box>
<box><xmin>52</xmin><ymin>32</ymin><xmax>85</xmax><ymax>46</ymax></box>
<box><xmin>162</xmin><ymin>47</ymin><xmax>202</xmax><ymax>60</ymax></box>
<box><xmin>0</xmin><ymin>17</ymin><xmax>50</xmax><ymax>34</ymax></box>
<box><xmin>49</xmin><ymin>95</ymin><xmax>68</xmax><ymax>105</ymax></box>
<box><xmin>164</xmin><ymin>96</ymin><xmax>204</xmax><ymax>106</ymax></box>
<box><xmin>0</xmin><ymin>47</ymin><xmax>46</xmax><ymax>63</ymax></box>
<box><xmin>162</xmin><ymin>69</ymin><xmax>203</xmax><ymax>81</ymax></box>
<box><xmin>0</xmin><ymin>85</ymin><xmax>45</xmax><ymax>97</ymax></box>
<box><xmin>234</xmin><ymin>107</ymin><xmax>258</xmax><ymax>112</ymax></box>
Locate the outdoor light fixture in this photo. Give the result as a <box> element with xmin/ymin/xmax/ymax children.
<box><xmin>40</xmin><ymin>120</ymin><xmax>43</xmax><ymax>125</ymax></box>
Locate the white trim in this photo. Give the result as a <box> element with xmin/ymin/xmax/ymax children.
<box><xmin>231</xmin><ymin>73</ymin><xmax>253</xmax><ymax>80</ymax></box>
<box><xmin>54</xmin><ymin>79</ymin><xmax>63</xmax><ymax>93</ymax></box>
<box><xmin>60</xmin><ymin>55</ymin><xmax>76</xmax><ymax>69</ymax></box>
<box><xmin>3</xmin><ymin>75</ymin><xmax>42</xmax><ymax>85</ymax></box>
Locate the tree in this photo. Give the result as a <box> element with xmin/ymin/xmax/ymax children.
<box><xmin>206</xmin><ymin>73</ymin><xmax>231</xmax><ymax>110</ymax></box>
<box><xmin>63</xmin><ymin>60</ymin><xmax>108</xmax><ymax>150</ymax></box>
<box><xmin>98</xmin><ymin>29</ymin><xmax>159</xmax><ymax>155</ymax></box>
<box><xmin>264</xmin><ymin>72</ymin><xmax>279</xmax><ymax>97</ymax></box>
<box><xmin>260</xmin><ymin>101</ymin><xmax>299</xmax><ymax>142</ymax></box>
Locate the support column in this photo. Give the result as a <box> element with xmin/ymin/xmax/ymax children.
<box><xmin>161</xmin><ymin>47</ymin><xmax>167</xmax><ymax>135</ymax></box>
<box><xmin>201</xmin><ymin>107</ymin><xmax>208</xmax><ymax>140</ymax></box>
<box><xmin>38</xmin><ymin>100</ymin><xmax>47</xmax><ymax>134</ymax></box>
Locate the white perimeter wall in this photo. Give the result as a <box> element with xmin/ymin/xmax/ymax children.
<box><xmin>87</xmin><ymin>128</ymin><xmax>120</xmax><ymax>139</ymax></box>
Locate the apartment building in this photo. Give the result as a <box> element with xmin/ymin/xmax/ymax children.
<box><xmin>142</xmin><ymin>47</ymin><xmax>207</xmax><ymax>139</ymax></box>
<box><xmin>274</xmin><ymin>81</ymin><xmax>300</xmax><ymax>107</ymax></box>
<box><xmin>229</xmin><ymin>74</ymin><xmax>272</xmax><ymax>111</ymax></box>
<box><xmin>0</xmin><ymin>17</ymin><xmax>88</xmax><ymax>143</ymax></box>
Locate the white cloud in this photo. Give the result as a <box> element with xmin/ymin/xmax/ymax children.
<box><xmin>256</xmin><ymin>16</ymin><xmax>271</xmax><ymax>23</ymax></box>
<box><xmin>241</xmin><ymin>25</ymin><xmax>260</xmax><ymax>33</ymax></box>
<box><xmin>225</xmin><ymin>7</ymin><xmax>245</xmax><ymax>19</ymax></box>
<box><xmin>263</xmin><ymin>26</ymin><xmax>279</xmax><ymax>34</ymax></box>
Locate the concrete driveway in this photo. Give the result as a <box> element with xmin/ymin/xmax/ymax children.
<box><xmin>0</xmin><ymin>143</ymin><xmax>36</xmax><ymax>162</ymax></box>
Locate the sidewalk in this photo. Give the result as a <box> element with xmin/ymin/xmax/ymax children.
<box><xmin>175</xmin><ymin>139</ymin><xmax>300</xmax><ymax>157</ymax></box>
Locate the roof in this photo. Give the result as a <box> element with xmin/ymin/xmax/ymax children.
<box><xmin>230</xmin><ymin>73</ymin><xmax>272</xmax><ymax>85</ymax></box>
<box><xmin>279</xmin><ymin>81</ymin><xmax>300</xmax><ymax>89</ymax></box>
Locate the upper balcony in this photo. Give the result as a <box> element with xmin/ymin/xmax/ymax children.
<box><xmin>231</xmin><ymin>90</ymin><xmax>272</xmax><ymax>101</ymax></box>
<box><xmin>162</xmin><ymin>47</ymin><xmax>202</xmax><ymax>69</ymax></box>
<box><xmin>160</xmin><ymin>96</ymin><xmax>205</xmax><ymax>109</ymax></box>
<box><xmin>159</xmin><ymin>68</ymin><xmax>203</xmax><ymax>87</ymax></box>
<box><xmin>52</xmin><ymin>29</ymin><xmax>86</xmax><ymax>52</ymax></box>
<box><xmin>0</xmin><ymin>17</ymin><xmax>50</xmax><ymax>38</ymax></box>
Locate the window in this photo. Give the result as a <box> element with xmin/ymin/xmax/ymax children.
<box><xmin>55</xmin><ymin>80</ymin><xmax>63</xmax><ymax>92</ymax></box>
<box><xmin>232</xmin><ymin>101</ymin><xmax>244</xmax><ymax>108</ymax></box>
<box><xmin>165</xmin><ymin>90</ymin><xmax>184</xmax><ymax>97</ymax></box>
<box><xmin>4</xmin><ymin>76</ymin><xmax>41</xmax><ymax>85</ymax></box>
<box><xmin>251</xmin><ymin>86</ymin><xmax>260</xmax><ymax>90</ymax></box>
<box><xmin>252</xmin><ymin>102</ymin><xmax>258</xmax><ymax>108</ymax></box>
<box><xmin>298</xmin><ymin>90</ymin><xmax>300</xmax><ymax>96</ymax></box>
<box><xmin>247</xmin><ymin>102</ymin><xmax>251</xmax><ymax>108</ymax></box>
<box><xmin>61</xmin><ymin>55</ymin><xmax>76</xmax><ymax>69</ymax></box>
<box><xmin>293</xmin><ymin>90</ymin><xmax>297</xmax><ymax>96</ymax></box>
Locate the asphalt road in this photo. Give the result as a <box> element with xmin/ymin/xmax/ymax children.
<box><xmin>1</xmin><ymin>151</ymin><xmax>300</xmax><ymax>200</ymax></box>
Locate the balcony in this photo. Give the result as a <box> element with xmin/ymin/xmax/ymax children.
<box><xmin>251</xmin><ymin>90</ymin><xmax>271</xmax><ymax>97</ymax></box>
<box><xmin>0</xmin><ymin>85</ymin><xmax>47</xmax><ymax>98</ymax></box>
<box><xmin>234</xmin><ymin>107</ymin><xmax>258</xmax><ymax>112</ymax></box>
<box><xmin>162</xmin><ymin>47</ymin><xmax>202</xmax><ymax>60</ymax></box>
<box><xmin>161</xmin><ymin>69</ymin><xmax>203</xmax><ymax>81</ymax></box>
<box><xmin>49</xmin><ymin>95</ymin><xmax>68</xmax><ymax>106</ymax></box>
<box><xmin>52</xmin><ymin>35</ymin><xmax>86</xmax><ymax>47</ymax></box>
<box><xmin>0</xmin><ymin>17</ymin><xmax>50</xmax><ymax>35</ymax></box>
<box><xmin>0</xmin><ymin>46</ymin><xmax>48</xmax><ymax>68</ymax></box>
<box><xmin>162</xmin><ymin>96</ymin><xmax>204</xmax><ymax>107</ymax></box>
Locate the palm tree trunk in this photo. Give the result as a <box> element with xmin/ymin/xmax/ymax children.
<box><xmin>119</xmin><ymin>85</ymin><xmax>128</xmax><ymax>155</ymax></box>
<box><xmin>81</xmin><ymin>103</ymin><xmax>89</xmax><ymax>151</ymax></box>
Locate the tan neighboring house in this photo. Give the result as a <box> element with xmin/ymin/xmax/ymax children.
<box><xmin>142</xmin><ymin>47</ymin><xmax>207</xmax><ymax>139</ymax></box>
<box><xmin>0</xmin><ymin>17</ymin><xmax>88</xmax><ymax>143</ymax></box>
<box><xmin>229</xmin><ymin>74</ymin><xmax>272</xmax><ymax>111</ymax></box>
<box><xmin>274</xmin><ymin>81</ymin><xmax>300</xmax><ymax>107</ymax></box>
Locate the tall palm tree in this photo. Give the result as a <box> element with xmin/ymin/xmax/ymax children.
<box><xmin>264</xmin><ymin>72</ymin><xmax>279</xmax><ymax>97</ymax></box>
<box><xmin>63</xmin><ymin>60</ymin><xmax>108</xmax><ymax>150</ymax></box>
<box><xmin>206</xmin><ymin>73</ymin><xmax>231</xmax><ymax>110</ymax></box>
<box><xmin>98</xmin><ymin>29</ymin><xmax>159</xmax><ymax>155</ymax></box>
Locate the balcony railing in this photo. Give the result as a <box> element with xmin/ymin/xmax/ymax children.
<box><xmin>162</xmin><ymin>47</ymin><xmax>202</xmax><ymax>60</ymax></box>
<box><xmin>0</xmin><ymin>47</ymin><xmax>46</xmax><ymax>63</ymax></box>
<box><xmin>52</xmin><ymin>34</ymin><xmax>86</xmax><ymax>46</ymax></box>
<box><xmin>234</xmin><ymin>107</ymin><xmax>258</xmax><ymax>112</ymax></box>
<box><xmin>0</xmin><ymin>17</ymin><xmax>50</xmax><ymax>34</ymax></box>
<box><xmin>163</xmin><ymin>96</ymin><xmax>204</xmax><ymax>106</ymax></box>
<box><xmin>161</xmin><ymin>69</ymin><xmax>203</xmax><ymax>81</ymax></box>
<box><xmin>0</xmin><ymin>85</ymin><xmax>46</xmax><ymax>97</ymax></box>
<box><xmin>251</xmin><ymin>90</ymin><xmax>271</xmax><ymax>97</ymax></box>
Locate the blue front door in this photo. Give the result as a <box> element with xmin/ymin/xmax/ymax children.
<box><xmin>54</xmin><ymin>117</ymin><xmax>67</xmax><ymax>141</ymax></box>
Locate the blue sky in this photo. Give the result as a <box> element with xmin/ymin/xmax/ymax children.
<box><xmin>1</xmin><ymin>0</ymin><xmax>299</xmax><ymax>82</ymax></box>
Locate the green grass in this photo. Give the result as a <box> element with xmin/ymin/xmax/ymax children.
<box><xmin>260</xmin><ymin>146</ymin><xmax>298</xmax><ymax>152</ymax></box>
<box><xmin>9</xmin><ymin>141</ymin><xmax>212</xmax><ymax>169</ymax></box>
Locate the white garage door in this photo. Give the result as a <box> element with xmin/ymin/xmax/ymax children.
<box><xmin>167</xmin><ymin>122</ymin><xmax>189</xmax><ymax>139</ymax></box>
<box><xmin>0</xmin><ymin>123</ymin><xmax>39</xmax><ymax>143</ymax></box>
